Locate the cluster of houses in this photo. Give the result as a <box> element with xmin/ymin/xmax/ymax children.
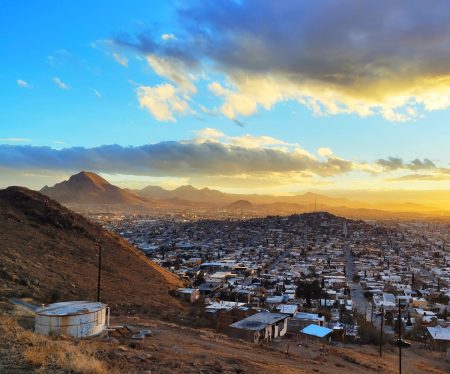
<box><xmin>104</xmin><ymin>212</ymin><xmax>449</xmax><ymax>355</ymax></box>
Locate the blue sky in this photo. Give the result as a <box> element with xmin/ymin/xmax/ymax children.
<box><xmin>1</xmin><ymin>0</ymin><xmax>450</xmax><ymax>197</ymax></box>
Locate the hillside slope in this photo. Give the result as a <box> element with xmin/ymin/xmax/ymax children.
<box><xmin>0</xmin><ymin>187</ymin><xmax>184</xmax><ymax>314</ymax></box>
<box><xmin>1</xmin><ymin>313</ymin><xmax>449</xmax><ymax>374</ymax></box>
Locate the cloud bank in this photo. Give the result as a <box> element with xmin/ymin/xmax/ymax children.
<box><xmin>1</xmin><ymin>129</ymin><xmax>448</xmax><ymax>187</ymax></box>
<box><xmin>0</xmin><ymin>137</ymin><xmax>352</xmax><ymax>178</ymax></box>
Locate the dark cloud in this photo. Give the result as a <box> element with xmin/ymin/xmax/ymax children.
<box><xmin>377</xmin><ymin>157</ymin><xmax>436</xmax><ymax>171</ymax></box>
<box><xmin>117</xmin><ymin>0</ymin><xmax>450</xmax><ymax>97</ymax></box>
<box><xmin>0</xmin><ymin>142</ymin><xmax>353</xmax><ymax>178</ymax></box>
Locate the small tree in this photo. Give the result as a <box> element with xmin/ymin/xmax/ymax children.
<box><xmin>193</xmin><ymin>271</ymin><xmax>205</xmax><ymax>287</ymax></box>
<box><xmin>341</xmin><ymin>312</ymin><xmax>355</xmax><ymax>336</ymax></box>
<box><xmin>296</xmin><ymin>280</ymin><xmax>322</xmax><ymax>307</ymax></box>
<box><xmin>385</xmin><ymin>311</ymin><xmax>394</xmax><ymax>326</ymax></box>
<box><xmin>438</xmin><ymin>308</ymin><xmax>448</xmax><ymax>321</ymax></box>
<box><xmin>406</xmin><ymin>311</ymin><xmax>412</xmax><ymax>326</ymax></box>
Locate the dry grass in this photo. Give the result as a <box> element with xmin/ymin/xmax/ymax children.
<box><xmin>2</xmin><ymin>313</ymin><xmax>449</xmax><ymax>374</ymax></box>
<box><xmin>53</xmin><ymin>343</ymin><xmax>107</xmax><ymax>374</ymax></box>
<box><xmin>331</xmin><ymin>346</ymin><xmax>398</xmax><ymax>373</ymax></box>
<box><xmin>0</xmin><ymin>316</ymin><xmax>109</xmax><ymax>373</ymax></box>
<box><xmin>415</xmin><ymin>361</ymin><xmax>448</xmax><ymax>374</ymax></box>
<box><xmin>23</xmin><ymin>346</ymin><xmax>47</xmax><ymax>366</ymax></box>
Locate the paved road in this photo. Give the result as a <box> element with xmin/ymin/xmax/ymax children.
<box><xmin>268</xmin><ymin>250</ymin><xmax>290</xmax><ymax>271</ymax></box>
<box><xmin>343</xmin><ymin>243</ymin><xmax>375</xmax><ymax>323</ymax></box>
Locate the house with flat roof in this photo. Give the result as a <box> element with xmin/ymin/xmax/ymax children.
<box><xmin>228</xmin><ymin>312</ymin><xmax>288</xmax><ymax>343</ymax></box>
<box><xmin>275</xmin><ymin>304</ymin><xmax>298</xmax><ymax>317</ymax></box>
<box><xmin>427</xmin><ymin>326</ymin><xmax>450</xmax><ymax>352</ymax></box>
<box><xmin>287</xmin><ymin>312</ymin><xmax>325</xmax><ymax>333</ymax></box>
<box><xmin>177</xmin><ymin>288</ymin><xmax>200</xmax><ymax>303</ymax></box>
<box><xmin>301</xmin><ymin>324</ymin><xmax>333</xmax><ymax>342</ymax></box>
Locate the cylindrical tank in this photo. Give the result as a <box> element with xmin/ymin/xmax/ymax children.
<box><xmin>35</xmin><ymin>301</ymin><xmax>109</xmax><ymax>338</ymax></box>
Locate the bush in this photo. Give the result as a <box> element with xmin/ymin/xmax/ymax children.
<box><xmin>358</xmin><ymin>323</ymin><xmax>389</xmax><ymax>345</ymax></box>
<box><xmin>404</xmin><ymin>325</ymin><xmax>427</xmax><ymax>342</ymax></box>
<box><xmin>363</xmin><ymin>291</ymin><xmax>372</xmax><ymax>299</ymax></box>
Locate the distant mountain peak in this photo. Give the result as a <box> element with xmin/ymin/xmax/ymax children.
<box><xmin>67</xmin><ymin>171</ymin><xmax>110</xmax><ymax>189</ymax></box>
<box><xmin>173</xmin><ymin>185</ymin><xmax>199</xmax><ymax>192</ymax></box>
<box><xmin>40</xmin><ymin>171</ymin><xmax>147</xmax><ymax>205</ymax></box>
<box><xmin>228</xmin><ymin>199</ymin><xmax>253</xmax><ymax>209</ymax></box>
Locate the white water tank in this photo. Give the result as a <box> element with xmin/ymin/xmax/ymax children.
<box><xmin>35</xmin><ymin>301</ymin><xmax>109</xmax><ymax>338</ymax></box>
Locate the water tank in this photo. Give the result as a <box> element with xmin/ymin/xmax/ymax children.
<box><xmin>35</xmin><ymin>301</ymin><xmax>109</xmax><ymax>338</ymax></box>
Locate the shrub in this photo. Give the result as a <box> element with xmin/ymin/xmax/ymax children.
<box><xmin>358</xmin><ymin>323</ymin><xmax>382</xmax><ymax>345</ymax></box>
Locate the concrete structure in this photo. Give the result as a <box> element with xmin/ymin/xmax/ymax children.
<box><xmin>287</xmin><ymin>312</ymin><xmax>325</xmax><ymax>333</ymax></box>
<box><xmin>427</xmin><ymin>326</ymin><xmax>450</xmax><ymax>352</ymax></box>
<box><xmin>229</xmin><ymin>312</ymin><xmax>288</xmax><ymax>343</ymax></box>
<box><xmin>177</xmin><ymin>288</ymin><xmax>201</xmax><ymax>303</ymax></box>
<box><xmin>275</xmin><ymin>304</ymin><xmax>298</xmax><ymax>317</ymax></box>
<box><xmin>301</xmin><ymin>324</ymin><xmax>333</xmax><ymax>340</ymax></box>
<box><xmin>35</xmin><ymin>301</ymin><xmax>109</xmax><ymax>338</ymax></box>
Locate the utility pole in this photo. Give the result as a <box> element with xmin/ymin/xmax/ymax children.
<box><xmin>379</xmin><ymin>306</ymin><xmax>384</xmax><ymax>357</ymax></box>
<box><xmin>97</xmin><ymin>244</ymin><xmax>102</xmax><ymax>302</ymax></box>
<box><xmin>371</xmin><ymin>303</ymin><xmax>374</xmax><ymax>324</ymax></box>
<box><xmin>398</xmin><ymin>302</ymin><xmax>402</xmax><ymax>374</ymax></box>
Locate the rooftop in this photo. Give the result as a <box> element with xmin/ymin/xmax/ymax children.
<box><xmin>301</xmin><ymin>324</ymin><xmax>333</xmax><ymax>338</ymax></box>
<box><xmin>229</xmin><ymin>312</ymin><xmax>288</xmax><ymax>331</ymax></box>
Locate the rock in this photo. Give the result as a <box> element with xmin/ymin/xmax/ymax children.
<box><xmin>102</xmin><ymin>337</ymin><xmax>120</xmax><ymax>344</ymax></box>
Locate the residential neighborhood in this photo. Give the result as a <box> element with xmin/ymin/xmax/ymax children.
<box><xmin>99</xmin><ymin>211</ymin><xmax>450</xmax><ymax>358</ymax></box>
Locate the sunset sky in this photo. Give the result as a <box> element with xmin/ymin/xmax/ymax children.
<box><xmin>1</xmin><ymin>1</ymin><xmax>450</xmax><ymax>202</ymax></box>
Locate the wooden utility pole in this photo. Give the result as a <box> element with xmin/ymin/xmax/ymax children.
<box><xmin>97</xmin><ymin>244</ymin><xmax>102</xmax><ymax>302</ymax></box>
<box><xmin>371</xmin><ymin>303</ymin><xmax>374</xmax><ymax>324</ymax></box>
<box><xmin>398</xmin><ymin>302</ymin><xmax>402</xmax><ymax>374</ymax></box>
<box><xmin>379</xmin><ymin>306</ymin><xmax>384</xmax><ymax>357</ymax></box>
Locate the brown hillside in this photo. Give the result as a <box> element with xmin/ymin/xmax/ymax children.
<box><xmin>40</xmin><ymin>171</ymin><xmax>148</xmax><ymax>205</ymax></box>
<box><xmin>0</xmin><ymin>187</ymin><xmax>184</xmax><ymax>314</ymax></box>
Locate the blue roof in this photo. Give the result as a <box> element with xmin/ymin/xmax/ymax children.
<box><xmin>301</xmin><ymin>324</ymin><xmax>332</xmax><ymax>338</ymax></box>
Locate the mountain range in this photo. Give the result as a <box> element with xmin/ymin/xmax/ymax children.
<box><xmin>39</xmin><ymin>171</ymin><xmax>449</xmax><ymax>219</ymax></box>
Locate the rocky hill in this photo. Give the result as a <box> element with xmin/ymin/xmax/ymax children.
<box><xmin>40</xmin><ymin>171</ymin><xmax>148</xmax><ymax>205</ymax></box>
<box><xmin>227</xmin><ymin>199</ymin><xmax>254</xmax><ymax>209</ymax></box>
<box><xmin>0</xmin><ymin>186</ymin><xmax>184</xmax><ymax>314</ymax></box>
